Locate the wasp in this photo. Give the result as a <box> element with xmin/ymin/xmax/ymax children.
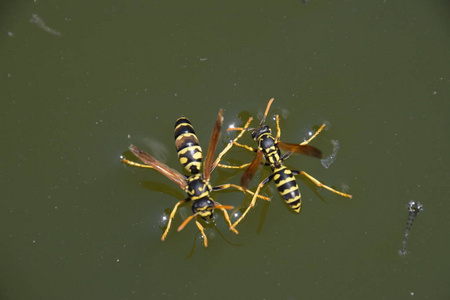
<box><xmin>120</xmin><ymin>109</ymin><xmax>269</xmax><ymax>247</ymax></box>
<box><xmin>222</xmin><ymin>98</ymin><xmax>352</xmax><ymax>228</ymax></box>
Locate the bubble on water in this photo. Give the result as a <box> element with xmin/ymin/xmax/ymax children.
<box><xmin>321</xmin><ymin>140</ymin><xmax>340</xmax><ymax>169</ymax></box>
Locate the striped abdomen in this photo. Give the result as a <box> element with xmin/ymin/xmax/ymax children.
<box><xmin>174</xmin><ymin>117</ymin><xmax>203</xmax><ymax>174</ymax></box>
<box><xmin>272</xmin><ymin>165</ymin><xmax>302</xmax><ymax>212</ymax></box>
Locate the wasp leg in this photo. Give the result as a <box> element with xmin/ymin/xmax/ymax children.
<box><xmin>161</xmin><ymin>198</ymin><xmax>189</xmax><ymax>241</ymax></box>
<box><xmin>231</xmin><ymin>174</ymin><xmax>274</xmax><ymax>230</ymax></box>
<box><xmin>293</xmin><ymin>170</ymin><xmax>352</xmax><ymax>198</ymax></box>
<box><xmin>228</xmin><ymin>116</ymin><xmax>256</xmax><ymax>152</ymax></box>
<box><xmin>275</xmin><ymin>114</ymin><xmax>281</xmax><ymax>141</ymax></box>
<box><xmin>216</xmin><ymin>162</ymin><xmax>252</xmax><ymax>169</ymax></box>
<box><xmin>216</xmin><ymin>142</ymin><xmax>256</xmax><ymax>169</ymax></box>
<box><xmin>212</xmin><ymin>184</ymin><xmax>270</xmax><ymax>233</ymax></box>
<box><xmin>121</xmin><ymin>156</ymin><xmax>154</xmax><ymax>169</ymax></box>
<box><xmin>213</xmin><ymin>117</ymin><xmax>254</xmax><ymax>171</ymax></box>
<box><xmin>232</xmin><ymin>141</ymin><xmax>257</xmax><ymax>152</ymax></box>
<box><xmin>280</xmin><ymin>152</ymin><xmax>291</xmax><ymax>162</ymax></box>
<box><xmin>195</xmin><ymin>219</ymin><xmax>208</xmax><ymax>247</ymax></box>
<box><xmin>211</xmin><ymin>142</ymin><xmax>234</xmax><ymax>171</ymax></box>
<box><xmin>212</xmin><ymin>184</ymin><xmax>271</xmax><ymax>201</ymax></box>
<box><xmin>214</xmin><ymin>202</ymin><xmax>239</xmax><ymax>234</ymax></box>
<box><xmin>300</xmin><ymin>123</ymin><xmax>326</xmax><ymax>145</ymax></box>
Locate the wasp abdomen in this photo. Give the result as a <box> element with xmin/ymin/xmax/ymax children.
<box><xmin>273</xmin><ymin>166</ymin><xmax>302</xmax><ymax>212</ymax></box>
<box><xmin>174</xmin><ymin>117</ymin><xmax>203</xmax><ymax>174</ymax></box>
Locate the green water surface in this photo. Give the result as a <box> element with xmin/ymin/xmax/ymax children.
<box><xmin>1</xmin><ymin>1</ymin><xmax>449</xmax><ymax>299</ymax></box>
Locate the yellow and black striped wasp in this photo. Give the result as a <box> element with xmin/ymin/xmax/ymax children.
<box><xmin>222</xmin><ymin>98</ymin><xmax>352</xmax><ymax>229</ymax></box>
<box><xmin>120</xmin><ymin>109</ymin><xmax>269</xmax><ymax>247</ymax></box>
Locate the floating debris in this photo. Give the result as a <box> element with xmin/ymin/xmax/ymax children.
<box><xmin>321</xmin><ymin>139</ymin><xmax>340</xmax><ymax>169</ymax></box>
<box><xmin>399</xmin><ymin>201</ymin><xmax>423</xmax><ymax>256</ymax></box>
<box><xmin>29</xmin><ymin>14</ymin><xmax>62</xmax><ymax>37</ymax></box>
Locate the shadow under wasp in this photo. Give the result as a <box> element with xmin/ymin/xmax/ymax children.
<box><xmin>120</xmin><ymin>109</ymin><xmax>269</xmax><ymax>247</ymax></box>
<box><xmin>220</xmin><ymin>98</ymin><xmax>353</xmax><ymax>229</ymax></box>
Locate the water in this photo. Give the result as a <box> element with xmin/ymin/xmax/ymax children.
<box><xmin>2</xmin><ymin>0</ymin><xmax>450</xmax><ymax>299</ymax></box>
<box><xmin>321</xmin><ymin>139</ymin><xmax>339</xmax><ymax>169</ymax></box>
<box><xmin>399</xmin><ymin>201</ymin><xmax>423</xmax><ymax>256</ymax></box>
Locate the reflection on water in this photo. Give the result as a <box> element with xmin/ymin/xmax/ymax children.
<box><xmin>321</xmin><ymin>139</ymin><xmax>340</xmax><ymax>169</ymax></box>
<box><xmin>29</xmin><ymin>14</ymin><xmax>62</xmax><ymax>36</ymax></box>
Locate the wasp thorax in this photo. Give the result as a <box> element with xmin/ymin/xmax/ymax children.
<box><xmin>186</xmin><ymin>175</ymin><xmax>210</xmax><ymax>197</ymax></box>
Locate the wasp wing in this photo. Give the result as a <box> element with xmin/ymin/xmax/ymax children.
<box><xmin>240</xmin><ymin>150</ymin><xmax>263</xmax><ymax>189</ymax></box>
<box><xmin>203</xmin><ymin>109</ymin><xmax>223</xmax><ymax>182</ymax></box>
<box><xmin>128</xmin><ymin>144</ymin><xmax>187</xmax><ymax>189</ymax></box>
<box><xmin>278</xmin><ymin>142</ymin><xmax>322</xmax><ymax>159</ymax></box>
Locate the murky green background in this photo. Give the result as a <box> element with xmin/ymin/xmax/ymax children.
<box><xmin>2</xmin><ymin>1</ymin><xmax>449</xmax><ymax>299</ymax></box>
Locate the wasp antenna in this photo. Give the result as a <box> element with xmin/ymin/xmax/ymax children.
<box><xmin>259</xmin><ymin>98</ymin><xmax>275</xmax><ymax>126</ymax></box>
<box><xmin>213</xmin><ymin>204</ymin><xmax>234</xmax><ymax>210</ymax></box>
<box><xmin>177</xmin><ymin>213</ymin><xmax>199</xmax><ymax>232</ymax></box>
<box><xmin>227</xmin><ymin>127</ymin><xmax>255</xmax><ymax>132</ymax></box>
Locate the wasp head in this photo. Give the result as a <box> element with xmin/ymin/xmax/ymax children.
<box><xmin>252</xmin><ymin>125</ymin><xmax>271</xmax><ymax>140</ymax></box>
<box><xmin>191</xmin><ymin>198</ymin><xmax>215</xmax><ymax>221</ymax></box>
